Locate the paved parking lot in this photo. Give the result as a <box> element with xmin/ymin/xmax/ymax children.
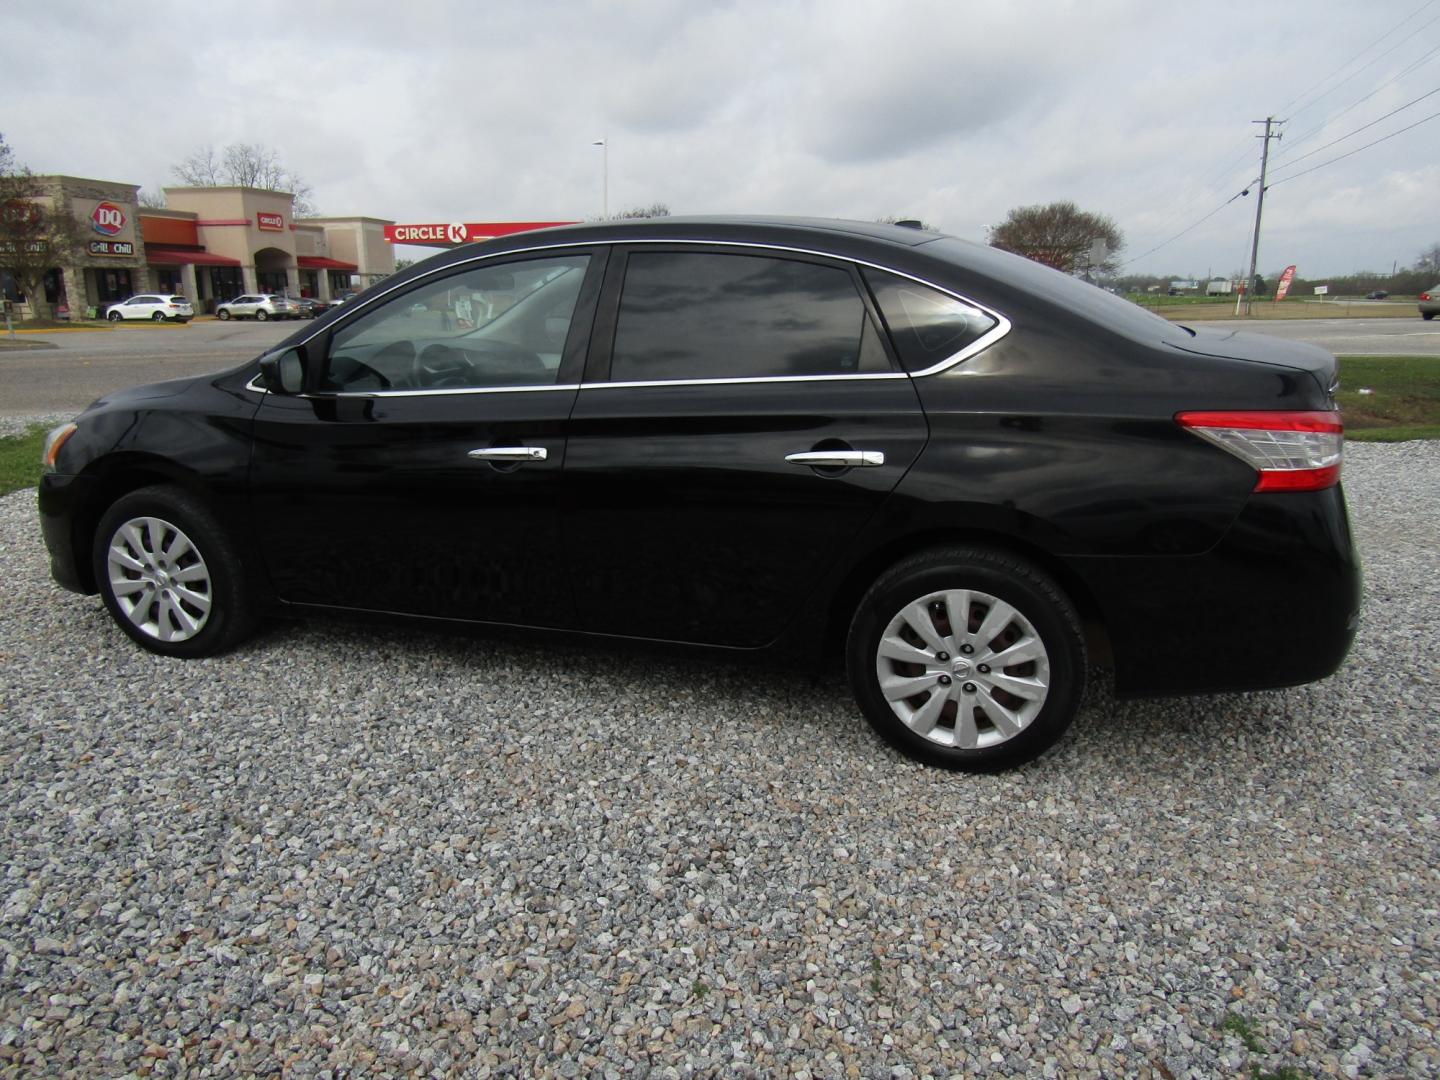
<box><xmin>0</xmin><ymin>442</ymin><xmax>1435</xmax><ymax>1077</ymax></box>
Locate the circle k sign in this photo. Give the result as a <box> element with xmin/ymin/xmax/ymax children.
<box><xmin>445</xmin><ymin>222</ymin><xmax>469</xmax><ymax>244</ymax></box>
<box><xmin>91</xmin><ymin>202</ymin><xmax>126</xmax><ymax>236</ymax></box>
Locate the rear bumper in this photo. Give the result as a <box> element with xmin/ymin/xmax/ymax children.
<box><xmin>38</xmin><ymin>473</ymin><xmax>98</xmax><ymax>595</ymax></box>
<box><xmin>1069</xmin><ymin>485</ymin><xmax>1360</xmax><ymax>696</ymax></box>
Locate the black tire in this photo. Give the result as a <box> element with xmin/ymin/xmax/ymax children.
<box><xmin>846</xmin><ymin>546</ymin><xmax>1085</xmax><ymax>772</ymax></box>
<box><xmin>92</xmin><ymin>485</ymin><xmax>258</xmax><ymax>658</ymax></box>
<box><xmin>256</xmin><ymin>310</ymin><xmax>269</xmax><ymax>322</ymax></box>
<box><xmin>107</xmin><ymin>310</ymin><xmax>122</xmax><ymax>322</ymax></box>
<box><xmin>217</xmin><ymin>308</ymin><xmax>231</xmax><ymax>321</ymax></box>
<box><xmin>1424</xmin><ymin>312</ymin><xmax>1435</xmax><ymax>321</ymax></box>
<box><xmin>151</xmin><ymin>311</ymin><xmax>166</xmax><ymax>322</ymax></box>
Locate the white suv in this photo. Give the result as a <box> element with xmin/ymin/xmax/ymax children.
<box><xmin>104</xmin><ymin>295</ymin><xmax>194</xmax><ymax>323</ymax></box>
<box><xmin>215</xmin><ymin>294</ymin><xmax>300</xmax><ymax>321</ymax></box>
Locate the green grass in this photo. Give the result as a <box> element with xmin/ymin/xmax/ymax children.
<box><xmin>1337</xmin><ymin>355</ymin><xmax>1440</xmax><ymax>441</ymax></box>
<box><xmin>0</xmin><ymin>424</ymin><xmax>46</xmax><ymax>497</ymax></box>
<box><xmin>1129</xmin><ymin>294</ymin><xmax>1421</xmax><ymax>321</ymax></box>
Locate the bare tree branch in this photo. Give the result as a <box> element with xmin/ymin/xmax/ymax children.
<box><xmin>989</xmin><ymin>201</ymin><xmax>1124</xmax><ymax>275</ymax></box>
<box><xmin>171</xmin><ymin>143</ymin><xmax>318</xmax><ymax>215</ymax></box>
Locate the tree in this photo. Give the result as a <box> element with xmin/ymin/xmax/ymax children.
<box><xmin>1417</xmin><ymin>242</ymin><xmax>1440</xmax><ymax>276</ymax></box>
<box><xmin>988</xmin><ymin>201</ymin><xmax>1123</xmax><ymax>275</ymax></box>
<box><xmin>137</xmin><ymin>188</ymin><xmax>167</xmax><ymax>209</ymax></box>
<box><xmin>0</xmin><ymin>134</ymin><xmax>86</xmax><ymax>321</ymax></box>
<box><xmin>592</xmin><ymin>203</ymin><xmax>670</xmax><ymax>221</ymax></box>
<box><xmin>172</xmin><ymin>143</ymin><xmax>317</xmax><ymax>215</ymax></box>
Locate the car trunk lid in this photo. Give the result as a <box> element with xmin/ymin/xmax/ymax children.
<box><xmin>1166</xmin><ymin>325</ymin><xmax>1339</xmax><ymax>396</ymax></box>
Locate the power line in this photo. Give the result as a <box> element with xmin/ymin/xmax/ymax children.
<box><xmin>1276</xmin><ymin>0</ymin><xmax>1438</xmax><ymax>120</ymax></box>
<box><xmin>1269</xmin><ymin>84</ymin><xmax>1440</xmax><ymax>173</ymax></box>
<box><xmin>1119</xmin><ymin>187</ymin><xmax>1252</xmax><ymax>267</ymax></box>
<box><xmin>1275</xmin><ymin>40</ymin><xmax>1440</xmax><ymax>160</ymax></box>
<box><xmin>1268</xmin><ymin>107</ymin><xmax>1440</xmax><ymax>186</ymax></box>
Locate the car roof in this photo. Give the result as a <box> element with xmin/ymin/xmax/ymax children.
<box><xmin>516</xmin><ymin>214</ymin><xmax>946</xmax><ymax>248</ymax></box>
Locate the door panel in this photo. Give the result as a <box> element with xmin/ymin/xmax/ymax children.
<box><xmin>246</xmin><ymin>249</ymin><xmax>604</xmax><ymax>627</ymax></box>
<box><xmin>249</xmin><ymin>388</ymin><xmax>579</xmax><ymax>625</ymax></box>
<box><xmin>565</xmin><ymin>378</ymin><xmax>927</xmax><ymax>646</ymax></box>
<box><xmin>562</xmin><ymin>246</ymin><xmax>928</xmax><ymax>648</ymax></box>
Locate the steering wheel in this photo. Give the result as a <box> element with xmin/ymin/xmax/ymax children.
<box><xmin>327</xmin><ymin>353</ymin><xmax>394</xmax><ymax>390</ymax></box>
<box><xmin>411</xmin><ymin>343</ymin><xmax>477</xmax><ymax>388</ymax></box>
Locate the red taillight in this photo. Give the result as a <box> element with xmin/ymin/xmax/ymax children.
<box><xmin>1422</xmin><ymin>292</ymin><xmax>1432</xmax><ymax>301</ymax></box>
<box><xmin>1176</xmin><ymin>410</ymin><xmax>1343</xmax><ymax>493</ymax></box>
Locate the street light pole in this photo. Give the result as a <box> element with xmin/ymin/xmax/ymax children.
<box><xmin>592</xmin><ymin>138</ymin><xmax>608</xmax><ymax>219</ymax></box>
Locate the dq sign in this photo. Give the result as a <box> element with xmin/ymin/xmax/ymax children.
<box><xmin>91</xmin><ymin>202</ymin><xmax>126</xmax><ymax>236</ymax></box>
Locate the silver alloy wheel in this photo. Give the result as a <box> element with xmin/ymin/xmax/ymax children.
<box><xmin>106</xmin><ymin>516</ymin><xmax>213</xmax><ymax>643</ymax></box>
<box><xmin>875</xmin><ymin>588</ymin><xmax>1051</xmax><ymax>750</ymax></box>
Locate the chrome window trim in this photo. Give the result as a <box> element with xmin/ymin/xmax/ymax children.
<box><xmin>270</xmin><ymin>236</ymin><xmax>1012</xmax><ymax>397</ymax></box>
<box><xmin>583</xmin><ymin>372</ymin><xmax>908</xmax><ymax>391</ymax></box>
<box><xmin>245</xmin><ymin>375</ymin><xmax>580</xmax><ymax>398</ymax></box>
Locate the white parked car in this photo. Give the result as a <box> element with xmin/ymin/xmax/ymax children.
<box><xmin>215</xmin><ymin>294</ymin><xmax>300</xmax><ymax>321</ymax></box>
<box><xmin>104</xmin><ymin>295</ymin><xmax>194</xmax><ymax>323</ymax></box>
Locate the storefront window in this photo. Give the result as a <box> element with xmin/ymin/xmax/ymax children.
<box><xmin>94</xmin><ymin>269</ymin><xmax>133</xmax><ymax>306</ymax></box>
<box><xmin>43</xmin><ymin>269</ymin><xmax>63</xmax><ymax>304</ymax></box>
<box><xmin>209</xmin><ymin>267</ymin><xmax>243</xmax><ymax>302</ymax></box>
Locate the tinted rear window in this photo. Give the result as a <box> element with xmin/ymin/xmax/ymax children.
<box><xmin>863</xmin><ymin>268</ymin><xmax>999</xmax><ymax>372</ymax></box>
<box><xmin>610</xmin><ymin>251</ymin><xmax>892</xmax><ymax>382</ymax></box>
<box><xmin>924</xmin><ymin>237</ymin><xmax>1189</xmax><ymax>342</ymax></box>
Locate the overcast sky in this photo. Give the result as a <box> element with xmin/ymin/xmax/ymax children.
<box><xmin>4</xmin><ymin>0</ymin><xmax>1438</xmax><ymax>278</ymax></box>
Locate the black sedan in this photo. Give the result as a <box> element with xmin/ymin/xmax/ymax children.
<box><xmin>37</xmin><ymin>217</ymin><xmax>1359</xmax><ymax>771</ymax></box>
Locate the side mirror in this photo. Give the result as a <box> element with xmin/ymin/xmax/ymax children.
<box><xmin>259</xmin><ymin>347</ymin><xmax>306</xmax><ymax>394</ymax></box>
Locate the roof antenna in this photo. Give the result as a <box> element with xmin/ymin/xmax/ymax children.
<box><xmin>893</xmin><ymin>219</ymin><xmax>924</xmax><ymax>229</ymax></box>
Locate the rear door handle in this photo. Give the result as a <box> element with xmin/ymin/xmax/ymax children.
<box><xmin>468</xmin><ymin>446</ymin><xmax>548</xmax><ymax>462</ymax></box>
<box><xmin>785</xmin><ymin>450</ymin><xmax>885</xmax><ymax>468</ymax></box>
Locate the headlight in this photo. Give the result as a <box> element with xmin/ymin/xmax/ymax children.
<box><xmin>41</xmin><ymin>422</ymin><xmax>78</xmax><ymax>472</ymax></box>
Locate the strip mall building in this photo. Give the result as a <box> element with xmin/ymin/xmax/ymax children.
<box><xmin>5</xmin><ymin>175</ymin><xmax>395</xmax><ymax>317</ymax></box>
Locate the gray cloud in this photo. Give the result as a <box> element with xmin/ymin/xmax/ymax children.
<box><xmin>3</xmin><ymin>0</ymin><xmax>1435</xmax><ymax>276</ymax></box>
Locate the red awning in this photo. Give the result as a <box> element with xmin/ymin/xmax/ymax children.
<box><xmin>145</xmin><ymin>246</ymin><xmax>241</xmax><ymax>267</ymax></box>
<box><xmin>297</xmin><ymin>255</ymin><xmax>358</xmax><ymax>270</ymax></box>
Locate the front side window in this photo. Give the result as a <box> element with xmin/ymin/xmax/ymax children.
<box><xmin>862</xmin><ymin>268</ymin><xmax>999</xmax><ymax>373</ymax></box>
<box><xmin>609</xmin><ymin>251</ymin><xmax>892</xmax><ymax>383</ymax></box>
<box><xmin>323</xmin><ymin>254</ymin><xmax>590</xmax><ymax>392</ymax></box>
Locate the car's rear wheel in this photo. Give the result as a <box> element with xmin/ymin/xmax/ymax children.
<box><xmin>151</xmin><ymin>312</ymin><xmax>166</xmax><ymax>322</ymax></box>
<box><xmin>846</xmin><ymin>546</ymin><xmax>1085</xmax><ymax>772</ymax></box>
<box><xmin>217</xmin><ymin>309</ymin><xmax>230</xmax><ymax>320</ymax></box>
<box><xmin>256</xmin><ymin>310</ymin><xmax>269</xmax><ymax>322</ymax></box>
<box><xmin>107</xmin><ymin>311</ymin><xmax>122</xmax><ymax>322</ymax></box>
<box><xmin>92</xmin><ymin>486</ymin><xmax>258</xmax><ymax>659</ymax></box>
<box><xmin>1425</xmin><ymin>312</ymin><xmax>1436</xmax><ymax>321</ymax></box>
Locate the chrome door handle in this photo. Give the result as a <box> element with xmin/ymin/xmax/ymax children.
<box><xmin>785</xmin><ymin>450</ymin><xmax>885</xmax><ymax>468</ymax></box>
<box><xmin>468</xmin><ymin>446</ymin><xmax>548</xmax><ymax>462</ymax></box>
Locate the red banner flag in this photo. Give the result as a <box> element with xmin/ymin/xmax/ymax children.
<box><xmin>1275</xmin><ymin>265</ymin><xmax>1298</xmax><ymax>301</ymax></box>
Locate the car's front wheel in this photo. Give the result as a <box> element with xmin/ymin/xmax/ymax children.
<box><xmin>217</xmin><ymin>308</ymin><xmax>231</xmax><ymax>320</ymax></box>
<box><xmin>92</xmin><ymin>486</ymin><xmax>258</xmax><ymax>658</ymax></box>
<box><xmin>846</xmin><ymin>546</ymin><xmax>1085</xmax><ymax>772</ymax></box>
<box><xmin>107</xmin><ymin>311</ymin><xmax>122</xmax><ymax>322</ymax></box>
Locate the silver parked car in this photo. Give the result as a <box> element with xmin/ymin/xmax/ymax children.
<box><xmin>104</xmin><ymin>295</ymin><xmax>194</xmax><ymax>323</ymax></box>
<box><xmin>215</xmin><ymin>294</ymin><xmax>300</xmax><ymax>321</ymax></box>
<box><xmin>1420</xmin><ymin>285</ymin><xmax>1439</xmax><ymax>321</ymax></box>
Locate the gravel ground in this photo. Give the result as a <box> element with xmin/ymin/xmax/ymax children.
<box><xmin>0</xmin><ymin>443</ymin><xmax>1436</xmax><ymax>1078</ymax></box>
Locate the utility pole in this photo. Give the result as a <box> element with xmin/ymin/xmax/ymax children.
<box><xmin>1242</xmin><ymin>117</ymin><xmax>1283</xmax><ymax>316</ymax></box>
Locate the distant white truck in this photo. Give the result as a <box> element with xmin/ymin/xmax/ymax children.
<box><xmin>1206</xmin><ymin>278</ymin><xmax>1234</xmax><ymax>296</ymax></box>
